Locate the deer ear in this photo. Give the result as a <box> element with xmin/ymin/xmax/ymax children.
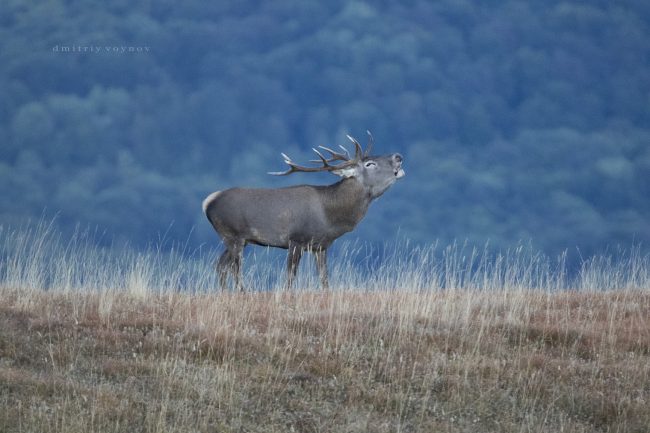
<box><xmin>332</xmin><ymin>166</ymin><xmax>358</xmax><ymax>178</ymax></box>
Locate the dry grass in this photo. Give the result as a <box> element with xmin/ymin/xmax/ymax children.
<box><xmin>1</xmin><ymin>288</ymin><xmax>649</xmax><ymax>433</ymax></box>
<box><xmin>1</xmin><ymin>225</ymin><xmax>649</xmax><ymax>432</ymax></box>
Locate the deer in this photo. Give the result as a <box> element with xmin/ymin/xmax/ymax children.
<box><xmin>202</xmin><ymin>132</ymin><xmax>405</xmax><ymax>291</ymax></box>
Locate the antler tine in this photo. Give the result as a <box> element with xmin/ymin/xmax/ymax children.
<box><xmin>268</xmin><ymin>163</ymin><xmax>296</xmax><ymax>175</ymax></box>
<box><xmin>318</xmin><ymin>145</ymin><xmax>350</xmax><ymax>162</ymax></box>
<box><xmin>346</xmin><ymin>135</ymin><xmax>364</xmax><ymax>160</ymax></box>
<box><xmin>365</xmin><ymin>130</ymin><xmax>374</xmax><ymax>157</ymax></box>
<box><xmin>268</xmin><ymin>168</ymin><xmax>293</xmax><ymax>176</ymax></box>
<box><xmin>268</xmin><ymin>152</ymin><xmax>294</xmax><ymax>174</ymax></box>
<box><xmin>309</xmin><ymin>147</ymin><xmax>331</xmax><ymax>165</ymax></box>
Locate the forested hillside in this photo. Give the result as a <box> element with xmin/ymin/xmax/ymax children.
<box><xmin>1</xmin><ymin>0</ymin><xmax>649</xmax><ymax>261</ymax></box>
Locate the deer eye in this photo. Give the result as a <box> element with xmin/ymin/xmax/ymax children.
<box><xmin>364</xmin><ymin>161</ymin><xmax>377</xmax><ymax>168</ymax></box>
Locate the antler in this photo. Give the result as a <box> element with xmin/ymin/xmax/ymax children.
<box><xmin>365</xmin><ymin>130</ymin><xmax>374</xmax><ymax>158</ymax></box>
<box><xmin>269</xmin><ymin>133</ymin><xmax>372</xmax><ymax>176</ymax></box>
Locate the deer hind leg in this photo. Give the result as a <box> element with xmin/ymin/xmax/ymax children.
<box><xmin>216</xmin><ymin>238</ymin><xmax>245</xmax><ymax>292</ymax></box>
<box><xmin>231</xmin><ymin>241</ymin><xmax>245</xmax><ymax>292</ymax></box>
<box><xmin>286</xmin><ymin>243</ymin><xmax>303</xmax><ymax>290</ymax></box>
<box><xmin>314</xmin><ymin>248</ymin><xmax>329</xmax><ymax>290</ymax></box>
<box><xmin>216</xmin><ymin>250</ymin><xmax>232</xmax><ymax>290</ymax></box>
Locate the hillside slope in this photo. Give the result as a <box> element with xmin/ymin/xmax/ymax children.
<box><xmin>1</xmin><ymin>288</ymin><xmax>648</xmax><ymax>432</ymax></box>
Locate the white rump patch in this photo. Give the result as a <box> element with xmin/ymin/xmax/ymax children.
<box><xmin>202</xmin><ymin>191</ymin><xmax>222</xmax><ymax>214</ymax></box>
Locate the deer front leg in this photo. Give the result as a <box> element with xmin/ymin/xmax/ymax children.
<box><xmin>314</xmin><ymin>248</ymin><xmax>329</xmax><ymax>290</ymax></box>
<box><xmin>286</xmin><ymin>243</ymin><xmax>303</xmax><ymax>290</ymax></box>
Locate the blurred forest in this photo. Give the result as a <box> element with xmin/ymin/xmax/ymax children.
<box><xmin>0</xmin><ymin>0</ymin><xmax>649</xmax><ymax>264</ymax></box>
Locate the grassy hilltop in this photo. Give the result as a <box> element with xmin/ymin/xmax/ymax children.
<box><xmin>1</xmin><ymin>289</ymin><xmax>650</xmax><ymax>433</ymax></box>
<box><xmin>1</xmin><ymin>227</ymin><xmax>649</xmax><ymax>432</ymax></box>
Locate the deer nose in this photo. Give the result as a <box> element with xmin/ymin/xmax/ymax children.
<box><xmin>392</xmin><ymin>154</ymin><xmax>405</xmax><ymax>178</ymax></box>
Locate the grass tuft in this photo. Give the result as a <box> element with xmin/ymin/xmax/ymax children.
<box><xmin>0</xmin><ymin>225</ymin><xmax>649</xmax><ymax>432</ymax></box>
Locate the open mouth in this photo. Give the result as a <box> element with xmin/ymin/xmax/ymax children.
<box><xmin>395</xmin><ymin>168</ymin><xmax>405</xmax><ymax>178</ymax></box>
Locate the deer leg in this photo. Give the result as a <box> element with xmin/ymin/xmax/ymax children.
<box><xmin>314</xmin><ymin>248</ymin><xmax>329</xmax><ymax>290</ymax></box>
<box><xmin>286</xmin><ymin>243</ymin><xmax>303</xmax><ymax>290</ymax></box>
<box><xmin>231</xmin><ymin>240</ymin><xmax>245</xmax><ymax>292</ymax></box>
<box><xmin>216</xmin><ymin>238</ymin><xmax>245</xmax><ymax>292</ymax></box>
<box><xmin>216</xmin><ymin>250</ymin><xmax>232</xmax><ymax>290</ymax></box>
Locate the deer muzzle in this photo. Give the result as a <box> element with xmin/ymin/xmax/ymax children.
<box><xmin>392</xmin><ymin>153</ymin><xmax>405</xmax><ymax>178</ymax></box>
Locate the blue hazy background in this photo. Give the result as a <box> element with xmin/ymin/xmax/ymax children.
<box><xmin>1</xmin><ymin>0</ymin><xmax>649</xmax><ymax>267</ymax></box>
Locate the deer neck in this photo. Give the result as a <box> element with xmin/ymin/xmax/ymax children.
<box><xmin>321</xmin><ymin>177</ymin><xmax>372</xmax><ymax>231</ymax></box>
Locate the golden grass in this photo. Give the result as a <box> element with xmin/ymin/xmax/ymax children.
<box><xmin>1</xmin><ymin>226</ymin><xmax>648</xmax><ymax>431</ymax></box>
<box><xmin>1</xmin><ymin>287</ymin><xmax>649</xmax><ymax>432</ymax></box>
